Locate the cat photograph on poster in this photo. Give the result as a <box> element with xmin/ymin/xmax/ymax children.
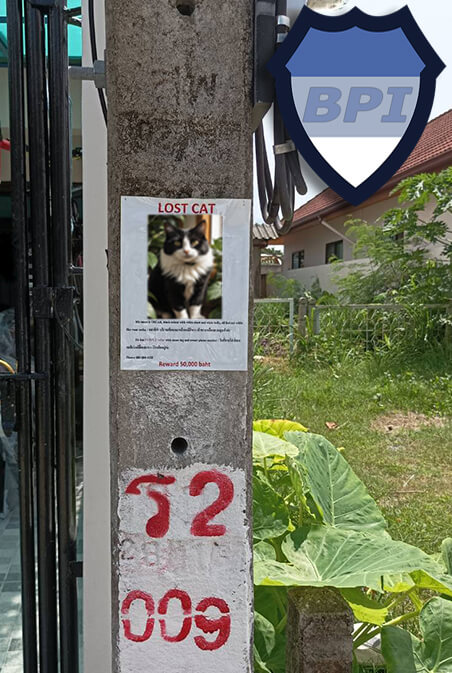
<box><xmin>147</xmin><ymin>215</ymin><xmax>222</xmax><ymax>320</ymax></box>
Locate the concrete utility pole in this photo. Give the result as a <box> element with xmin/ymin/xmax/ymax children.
<box><xmin>105</xmin><ymin>1</ymin><xmax>253</xmax><ymax>672</ymax></box>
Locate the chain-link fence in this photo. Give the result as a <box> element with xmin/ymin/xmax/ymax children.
<box><xmin>300</xmin><ymin>301</ymin><xmax>452</xmax><ymax>355</ymax></box>
<box><xmin>254</xmin><ymin>298</ymin><xmax>295</xmax><ymax>357</ymax></box>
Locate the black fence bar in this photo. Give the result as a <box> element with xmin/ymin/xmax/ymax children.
<box><xmin>6</xmin><ymin>2</ymin><xmax>38</xmax><ymax>672</ymax></box>
<box><xmin>47</xmin><ymin>1</ymin><xmax>79</xmax><ymax>671</ymax></box>
<box><xmin>23</xmin><ymin>3</ymin><xmax>59</xmax><ymax>672</ymax></box>
<box><xmin>6</xmin><ymin>2</ymin><xmax>39</xmax><ymax>671</ymax></box>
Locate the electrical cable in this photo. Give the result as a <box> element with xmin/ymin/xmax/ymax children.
<box><xmin>254</xmin><ymin>0</ymin><xmax>307</xmax><ymax>235</ymax></box>
<box><xmin>54</xmin><ymin>305</ymin><xmax>84</xmax><ymax>352</ymax></box>
<box><xmin>88</xmin><ymin>0</ymin><xmax>107</xmax><ymax>124</ymax></box>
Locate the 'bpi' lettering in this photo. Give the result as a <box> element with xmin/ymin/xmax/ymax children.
<box><xmin>303</xmin><ymin>86</ymin><xmax>414</xmax><ymax>123</ymax></box>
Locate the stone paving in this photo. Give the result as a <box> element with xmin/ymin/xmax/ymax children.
<box><xmin>0</xmin><ymin>509</ymin><xmax>23</xmax><ymax>673</ymax></box>
<box><xmin>0</xmin><ymin>458</ymin><xmax>83</xmax><ymax>673</ymax></box>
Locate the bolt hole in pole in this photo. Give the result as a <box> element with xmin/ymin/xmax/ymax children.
<box><xmin>171</xmin><ymin>437</ymin><xmax>189</xmax><ymax>455</ymax></box>
<box><xmin>176</xmin><ymin>0</ymin><xmax>195</xmax><ymax>16</ymax></box>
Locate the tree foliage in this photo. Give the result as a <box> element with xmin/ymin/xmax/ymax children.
<box><xmin>338</xmin><ymin>168</ymin><xmax>452</xmax><ymax>305</ymax></box>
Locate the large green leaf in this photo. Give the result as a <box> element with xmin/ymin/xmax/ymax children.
<box><xmin>253</xmin><ymin>419</ymin><xmax>308</xmax><ymax>438</ymax></box>
<box><xmin>381</xmin><ymin>626</ymin><xmax>417</xmax><ymax>673</ymax></box>
<box><xmin>418</xmin><ymin>598</ymin><xmax>452</xmax><ymax>672</ymax></box>
<box><xmin>265</xmin><ymin>633</ymin><xmax>286</xmax><ymax>673</ymax></box>
<box><xmin>382</xmin><ymin>597</ymin><xmax>452</xmax><ymax>672</ymax></box>
<box><xmin>286</xmin><ymin>432</ymin><xmax>387</xmax><ymax>534</ymax></box>
<box><xmin>254</xmin><ymin>611</ymin><xmax>275</xmax><ymax>673</ymax></box>
<box><xmin>410</xmin><ymin>569</ymin><xmax>452</xmax><ymax>598</ymax></box>
<box><xmin>340</xmin><ymin>588</ymin><xmax>388</xmax><ymax>626</ymax></box>
<box><xmin>253</xmin><ymin>475</ymin><xmax>290</xmax><ymax>541</ymax></box>
<box><xmin>254</xmin><ymin>588</ymin><xmax>287</xmax><ymax>673</ymax></box>
<box><xmin>286</xmin><ymin>455</ymin><xmax>321</xmax><ymax>524</ymax></box>
<box><xmin>253</xmin><ymin>431</ymin><xmax>299</xmax><ymax>461</ymax></box>
<box><xmin>255</xmin><ymin>527</ymin><xmax>452</xmax><ymax>592</ymax></box>
<box><xmin>254</xmin><ymin>586</ymin><xmax>288</xmax><ymax>628</ymax></box>
<box><xmin>442</xmin><ymin>538</ymin><xmax>452</xmax><ymax>575</ymax></box>
<box><xmin>383</xmin><ymin>573</ymin><xmax>416</xmax><ymax>593</ymax></box>
<box><xmin>254</xmin><ymin>541</ymin><xmax>277</xmax><ymax>563</ymax></box>
<box><xmin>254</xmin><ymin>648</ymin><xmax>272</xmax><ymax>673</ymax></box>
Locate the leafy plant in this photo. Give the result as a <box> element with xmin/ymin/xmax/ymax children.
<box><xmin>267</xmin><ymin>273</ymin><xmax>302</xmax><ymax>302</ymax></box>
<box><xmin>295</xmin><ymin>170</ymin><xmax>452</xmax><ymax>365</ymax></box>
<box><xmin>338</xmin><ymin>168</ymin><xmax>452</xmax><ymax>307</ymax></box>
<box><xmin>382</xmin><ymin>597</ymin><xmax>452</xmax><ymax>672</ymax></box>
<box><xmin>254</xmin><ymin>300</ymin><xmax>295</xmax><ymax>358</ymax></box>
<box><xmin>204</xmin><ymin>237</ymin><xmax>222</xmax><ymax>319</ymax></box>
<box><xmin>252</xmin><ymin>420</ymin><xmax>452</xmax><ymax>673</ymax></box>
<box><xmin>333</xmin><ymin>169</ymin><xmax>452</xmax><ymax>360</ymax></box>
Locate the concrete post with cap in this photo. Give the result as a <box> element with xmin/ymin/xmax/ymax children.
<box><xmin>105</xmin><ymin>0</ymin><xmax>254</xmax><ymax>672</ymax></box>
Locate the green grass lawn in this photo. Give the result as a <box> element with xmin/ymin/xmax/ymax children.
<box><xmin>253</xmin><ymin>352</ymin><xmax>452</xmax><ymax>555</ymax></box>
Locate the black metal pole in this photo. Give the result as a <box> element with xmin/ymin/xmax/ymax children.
<box><xmin>47</xmin><ymin>2</ymin><xmax>79</xmax><ymax>671</ymax></box>
<box><xmin>23</xmin><ymin>3</ymin><xmax>59</xmax><ymax>672</ymax></box>
<box><xmin>6</xmin><ymin>2</ymin><xmax>38</xmax><ymax>672</ymax></box>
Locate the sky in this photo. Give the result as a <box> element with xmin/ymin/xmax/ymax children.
<box><xmin>253</xmin><ymin>0</ymin><xmax>452</xmax><ymax>222</ymax></box>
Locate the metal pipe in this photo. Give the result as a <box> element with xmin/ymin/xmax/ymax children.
<box><xmin>318</xmin><ymin>217</ymin><xmax>355</xmax><ymax>245</ymax></box>
<box><xmin>23</xmin><ymin>3</ymin><xmax>59</xmax><ymax>672</ymax></box>
<box><xmin>6</xmin><ymin>2</ymin><xmax>38</xmax><ymax>671</ymax></box>
<box><xmin>47</xmin><ymin>2</ymin><xmax>79</xmax><ymax>671</ymax></box>
<box><xmin>289</xmin><ymin>298</ymin><xmax>295</xmax><ymax>356</ymax></box>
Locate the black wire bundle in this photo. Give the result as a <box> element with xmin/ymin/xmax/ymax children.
<box><xmin>88</xmin><ymin>0</ymin><xmax>305</xmax><ymax>232</ymax></box>
<box><xmin>88</xmin><ymin>0</ymin><xmax>107</xmax><ymax>124</ymax></box>
<box><xmin>255</xmin><ymin>0</ymin><xmax>307</xmax><ymax>235</ymax></box>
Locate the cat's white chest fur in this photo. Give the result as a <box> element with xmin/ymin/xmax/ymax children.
<box><xmin>160</xmin><ymin>248</ymin><xmax>213</xmax><ymax>292</ymax></box>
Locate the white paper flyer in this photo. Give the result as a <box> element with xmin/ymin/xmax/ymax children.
<box><xmin>120</xmin><ymin>197</ymin><xmax>251</xmax><ymax>371</ymax></box>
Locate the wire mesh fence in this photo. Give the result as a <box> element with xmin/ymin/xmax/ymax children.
<box><xmin>253</xmin><ymin>299</ymin><xmax>452</xmax><ymax>359</ymax></box>
<box><xmin>302</xmin><ymin>302</ymin><xmax>452</xmax><ymax>356</ymax></box>
<box><xmin>253</xmin><ymin>298</ymin><xmax>295</xmax><ymax>357</ymax></box>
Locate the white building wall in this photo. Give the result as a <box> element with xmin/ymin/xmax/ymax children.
<box><xmin>282</xmin><ymin>193</ymin><xmax>452</xmax><ymax>293</ymax></box>
<box><xmin>81</xmin><ymin>1</ymin><xmax>111</xmax><ymax>671</ymax></box>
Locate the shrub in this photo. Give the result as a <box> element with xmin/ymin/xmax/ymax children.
<box><xmin>252</xmin><ymin>419</ymin><xmax>452</xmax><ymax>673</ymax></box>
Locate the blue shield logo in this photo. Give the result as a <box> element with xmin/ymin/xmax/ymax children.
<box><xmin>268</xmin><ymin>7</ymin><xmax>445</xmax><ymax>205</ymax></box>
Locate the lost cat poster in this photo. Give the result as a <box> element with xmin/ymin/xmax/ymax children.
<box><xmin>120</xmin><ymin>197</ymin><xmax>251</xmax><ymax>371</ymax></box>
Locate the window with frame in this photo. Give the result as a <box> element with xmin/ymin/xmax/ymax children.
<box><xmin>325</xmin><ymin>240</ymin><xmax>343</xmax><ymax>264</ymax></box>
<box><xmin>291</xmin><ymin>250</ymin><xmax>305</xmax><ymax>269</ymax></box>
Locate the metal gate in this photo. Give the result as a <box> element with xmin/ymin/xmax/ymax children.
<box><xmin>2</xmin><ymin>2</ymin><xmax>80</xmax><ymax>673</ymax></box>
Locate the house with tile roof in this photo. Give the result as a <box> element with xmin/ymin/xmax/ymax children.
<box><xmin>252</xmin><ymin>223</ymin><xmax>283</xmax><ymax>297</ymax></box>
<box><xmin>279</xmin><ymin>110</ymin><xmax>452</xmax><ymax>293</ymax></box>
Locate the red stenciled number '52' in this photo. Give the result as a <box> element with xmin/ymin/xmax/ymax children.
<box><xmin>125</xmin><ymin>474</ymin><xmax>176</xmax><ymax>538</ymax></box>
<box><xmin>189</xmin><ymin>470</ymin><xmax>234</xmax><ymax>536</ymax></box>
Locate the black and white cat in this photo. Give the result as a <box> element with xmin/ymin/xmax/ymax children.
<box><xmin>148</xmin><ymin>220</ymin><xmax>213</xmax><ymax>319</ymax></box>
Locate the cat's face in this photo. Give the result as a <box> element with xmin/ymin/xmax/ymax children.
<box><xmin>163</xmin><ymin>221</ymin><xmax>210</xmax><ymax>263</ymax></box>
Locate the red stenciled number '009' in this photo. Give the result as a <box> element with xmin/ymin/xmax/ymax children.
<box><xmin>158</xmin><ymin>590</ymin><xmax>192</xmax><ymax>643</ymax></box>
<box><xmin>189</xmin><ymin>470</ymin><xmax>234</xmax><ymax>537</ymax></box>
<box><xmin>194</xmin><ymin>597</ymin><xmax>231</xmax><ymax>651</ymax></box>
<box><xmin>121</xmin><ymin>590</ymin><xmax>231</xmax><ymax>650</ymax></box>
<box><xmin>121</xmin><ymin>591</ymin><xmax>155</xmax><ymax>642</ymax></box>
